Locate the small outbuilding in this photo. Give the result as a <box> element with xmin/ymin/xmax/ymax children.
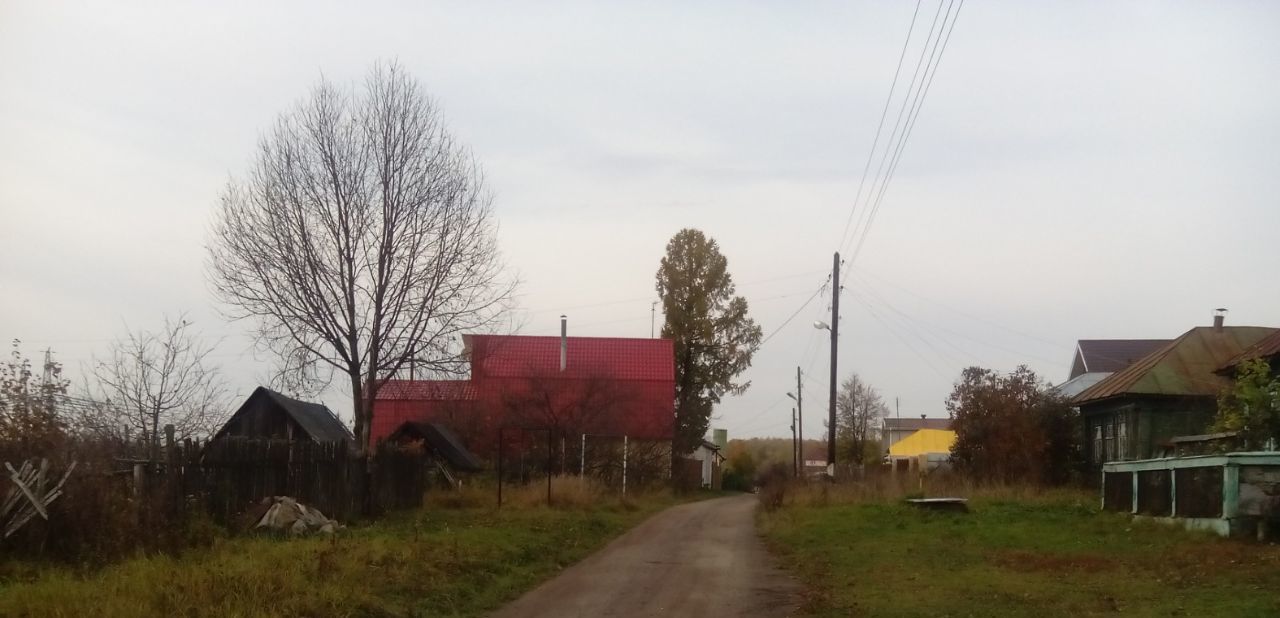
<box><xmin>210</xmin><ymin>386</ymin><xmax>354</xmax><ymax>447</ymax></box>
<box><xmin>383</xmin><ymin>421</ymin><xmax>485</xmax><ymax>473</ymax></box>
<box><xmin>690</xmin><ymin>440</ymin><xmax>725</xmax><ymax>490</ymax></box>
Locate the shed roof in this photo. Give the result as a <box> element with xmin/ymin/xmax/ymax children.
<box><xmin>217</xmin><ymin>387</ymin><xmax>354</xmax><ymax>444</ymax></box>
<box><xmin>1072</xmin><ymin>339</ymin><xmax>1172</xmax><ymax>378</ymax></box>
<box><xmin>1218</xmin><ymin>329</ymin><xmax>1280</xmax><ymax>372</ymax></box>
<box><xmin>465</xmin><ymin>335</ymin><xmax>674</xmax><ymax>382</ymax></box>
<box><xmin>1073</xmin><ymin>326</ymin><xmax>1277</xmax><ymax>404</ymax></box>
<box><xmin>385</xmin><ymin>421</ymin><xmax>484</xmax><ymax>471</ymax></box>
<box><xmin>889</xmin><ymin>429</ymin><xmax>956</xmax><ymax>457</ymax></box>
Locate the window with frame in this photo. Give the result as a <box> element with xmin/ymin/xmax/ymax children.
<box><xmin>1116</xmin><ymin>414</ymin><xmax>1128</xmax><ymax>460</ymax></box>
<box><xmin>1092</xmin><ymin>423</ymin><xmax>1104</xmax><ymax>464</ymax></box>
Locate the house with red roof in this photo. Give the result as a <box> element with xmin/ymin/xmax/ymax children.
<box><xmin>373</xmin><ymin>333</ymin><xmax>675</xmax><ymax>459</ymax></box>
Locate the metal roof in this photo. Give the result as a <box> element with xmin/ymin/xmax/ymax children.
<box><xmin>883</xmin><ymin>417</ymin><xmax>952</xmax><ymax>431</ymax></box>
<box><xmin>1073</xmin><ymin>326</ymin><xmax>1277</xmax><ymax>404</ymax></box>
<box><xmin>1217</xmin><ymin>329</ymin><xmax>1280</xmax><ymax>372</ymax></box>
<box><xmin>377</xmin><ymin>380</ymin><xmax>477</xmax><ymax>401</ymax></box>
<box><xmin>1072</xmin><ymin>339</ymin><xmax>1172</xmax><ymax>378</ymax></box>
<box><xmin>464</xmin><ymin>335</ymin><xmax>675</xmax><ymax>382</ymax></box>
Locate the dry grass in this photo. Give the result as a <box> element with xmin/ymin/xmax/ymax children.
<box><xmin>761</xmin><ymin>476</ymin><xmax>1280</xmax><ymax>617</ymax></box>
<box><xmin>427</xmin><ymin>475</ymin><xmax>669</xmax><ymax>512</ymax></box>
<box><xmin>0</xmin><ymin>478</ymin><xmax>689</xmax><ymax>617</ymax></box>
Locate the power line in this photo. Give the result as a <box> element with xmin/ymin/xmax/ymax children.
<box><xmin>848</xmin><ymin>0</ymin><xmax>966</xmax><ymax>271</ymax></box>
<box><xmin>754</xmin><ymin>277</ymin><xmax>832</xmax><ymax>350</ymax></box>
<box><xmin>836</xmin><ymin>0</ymin><xmax>925</xmax><ymax>254</ymax></box>
<box><xmin>842</xmin><ymin>0</ymin><xmax>949</xmax><ymax>262</ymax></box>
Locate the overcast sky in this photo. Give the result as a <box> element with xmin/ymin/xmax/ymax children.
<box><xmin>2</xmin><ymin>1</ymin><xmax>1278</xmax><ymax>440</ymax></box>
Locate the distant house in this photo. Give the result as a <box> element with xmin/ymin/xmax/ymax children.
<box><xmin>1056</xmin><ymin>339</ymin><xmax>1171</xmax><ymax>398</ymax></box>
<box><xmin>888</xmin><ymin>428</ymin><xmax>956</xmax><ymax>474</ymax></box>
<box><xmin>689</xmin><ymin>440</ymin><xmax>724</xmax><ymax>490</ymax></box>
<box><xmin>373</xmin><ymin>333</ymin><xmax>675</xmax><ymax>457</ymax></box>
<box><xmin>209</xmin><ymin>386</ymin><xmax>354</xmax><ymax>446</ymax></box>
<box><xmin>1073</xmin><ymin>318</ymin><xmax>1276</xmax><ymax>466</ymax></box>
<box><xmin>882</xmin><ymin>417</ymin><xmax>952</xmax><ymax>452</ymax></box>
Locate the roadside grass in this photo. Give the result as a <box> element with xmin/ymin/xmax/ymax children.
<box><xmin>0</xmin><ymin>478</ymin><xmax>695</xmax><ymax>618</ymax></box>
<box><xmin>761</xmin><ymin>482</ymin><xmax>1280</xmax><ymax>617</ymax></box>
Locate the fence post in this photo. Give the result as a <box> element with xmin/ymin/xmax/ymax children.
<box><xmin>622</xmin><ymin>435</ymin><xmax>628</xmax><ymax>497</ymax></box>
<box><xmin>580</xmin><ymin>434</ymin><xmax>586</xmax><ymax>477</ymax></box>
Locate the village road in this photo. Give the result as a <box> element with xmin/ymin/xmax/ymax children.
<box><xmin>490</xmin><ymin>494</ymin><xmax>800</xmax><ymax>618</ymax></box>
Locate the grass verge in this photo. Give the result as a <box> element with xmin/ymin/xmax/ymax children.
<box><xmin>761</xmin><ymin>484</ymin><xmax>1280</xmax><ymax>617</ymax></box>
<box><xmin>0</xmin><ymin>479</ymin><xmax>695</xmax><ymax>617</ymax></box>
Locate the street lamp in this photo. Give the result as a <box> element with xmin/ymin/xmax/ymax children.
<box><xmin>814</xmin><ymin>321</ymin><xmax>830</xmax><ymax>331</ymax></box>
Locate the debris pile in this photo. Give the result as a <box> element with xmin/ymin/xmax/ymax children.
<box><xmin>253</xmin><ymin>496</ymin><xmax>343</xmax><ymax>535</ymax></box>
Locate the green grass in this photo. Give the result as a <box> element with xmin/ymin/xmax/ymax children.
<box><xmin>761</xmin><ymin>488</ymin><xmax>1280</xmax><ymax>617</ymax></box>
<box><xmin>0</xmin><ymin>485</ymin><xmax>688</xmax><ymax>618</ymax></box>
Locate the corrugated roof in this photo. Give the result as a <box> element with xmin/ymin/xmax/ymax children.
<box><xmin>889</xmin><ymin>429</ymin><xmax>956</xmax><ymax>456</ymax></box>
<box><xmin>1218</xmin><ymin>329</ymin><xmax>1280</xmax><ymax>372</ymax></box>
<box><xmin>377</xmin><ymin>380</ymin><xmax>477</xmax><ymax>401</ymax></box>
<box><xmin>465</xmin><ymin>335</ymin><xmax>675</xmax><ymax>381</ymax></box>
<box><xmin>1075</xmin><ymin>339</ymin><xmax>1172</xmax><ymax>375</ymax></box>
<box><xmin>1073</xmin><ymin>326</ymin><xmax>1277</xmax><ymax>404</ymax></box>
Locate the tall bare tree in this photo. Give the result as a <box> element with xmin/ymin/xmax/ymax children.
<box><xmin>834</xmin><ymin>372</ymin><xmax>890</xmax><ymax>465</ymax></box>
<box><xmin>89</xmin><ymin>315</ymin><xmax>228</xmax><ymax>459</ymax></box>
<box><xmin>208</xmin><ymin>62</ymin><xmax>514</xmax><ymax>453</ymax></box>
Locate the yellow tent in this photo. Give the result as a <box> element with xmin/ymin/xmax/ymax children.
<box><xmin>889</xmin><ymin>429</ymin><xmax>956</xmax><ymax>457</ymax></box>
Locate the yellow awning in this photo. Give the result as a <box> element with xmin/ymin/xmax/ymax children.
<box><xmin>889</xmin><ymin>429</ymin><xmax>956</xmax><ymax>457</ymax></box>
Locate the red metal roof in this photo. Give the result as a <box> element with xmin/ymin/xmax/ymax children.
<box><xmin>465</xmin><ymin>335</ymin><xmax>675</xmax><ymax>382</ymax></box>
<box><xmin>377</xmin><ymin>380</ymin><xmax>477</xmax><ymax>401</ymax></box>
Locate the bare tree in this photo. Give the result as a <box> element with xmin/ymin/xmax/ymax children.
<box><xmin>208</xmin><ymin>62</ymin><xmax>514</xmax><ymax>453</ymax></box>
<box><xmin>88</xmin><ymin>315</ymin><xmax>229</xmax><ymax>460</ymax></box>
<box><xmin>835</xmin><ymin>372</ymin><xmax>890</xmax><ymax>465</ymax></box>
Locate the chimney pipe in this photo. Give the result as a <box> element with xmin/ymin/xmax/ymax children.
<box><xmin>1213</xmin><ymin>308</ymin><xmax>1227</xmax><ymax>332</ymax></box>
<box><xmin>560</xmin><ymin>315</ymin><xmax>567</xmax><ymax>372</ymax></box>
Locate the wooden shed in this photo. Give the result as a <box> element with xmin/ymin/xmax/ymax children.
<box><xmin>210</xmin><ymin>386</ymin><xmax>354</xmax><ymax>447</ymax></box>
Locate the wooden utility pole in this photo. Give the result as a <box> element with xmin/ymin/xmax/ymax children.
<box><xmin>828</xmin><ymin>252</ymin><xmax>839</xmax><ymax>474</ymax></box>
<box><xmin>791</xmin><ymin>407</ymin><xmax>798</xmax><ymax>478</ymax></box>
<box><xmin>796</xmin><ymin>366</ymin><xmax>803</xmax><ymax>474</ymax></box>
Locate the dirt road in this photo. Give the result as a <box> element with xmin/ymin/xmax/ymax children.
<box><xmin>490</xmin><ymin>494</ymin><xmax>799</xmax><ymax>618</ymax></box>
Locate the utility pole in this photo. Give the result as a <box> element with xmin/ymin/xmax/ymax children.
<box><xmin>650</xmin><ymin>301</ymin><xmax>657</xmax><ymax>338</ymax></box>
<box><xmin>791</xmin><ymin>407</ymin><xmax>798</xmax><ymax>478</ymax></box>
<box><xmin>788</xmin><ymin>371</ymin><xmax>798</xmax><ymax>475</ymax></box>
<box><xmin>828</xmin><ymin>251</ymin><xmax>839</xmax><ymax>475</ymax></box>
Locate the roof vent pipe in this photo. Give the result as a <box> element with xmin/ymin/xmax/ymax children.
<box><xmin>1213</xmin><ymin>308</ymin><xmax>1227</xmax><ymax>332</ymax></box>
<box><xmin>560</xmin><ymin>315</ymin><xmax>567</xmax><ymax>372</ymax></box>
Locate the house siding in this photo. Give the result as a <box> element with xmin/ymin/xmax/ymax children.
<box><xmin>1083</xmin><ymin>396</ymin><xmax>1216</xmax><ymax>465</ymax></box>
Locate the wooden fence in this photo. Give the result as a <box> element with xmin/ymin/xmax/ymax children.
<box><xmin>146</xmin><ymin>436</ymin><xmax>434</xmax><ymax>524</ymax></box>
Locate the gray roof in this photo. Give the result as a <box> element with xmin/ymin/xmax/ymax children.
<box><xmin>258</xmin><ymin>388</ymin><xmax>354</xmax><ymax>443</ymax></box>
<box><xmin>1071</xmin><ymin>339</ymin><xmax>1172</xmax><ymax>379</ymax></box>
<box><xmin>210</xmin><ymin>386</ymin><xmax>356</xmax><ymax>445</ymax></box>
<box><xmin>883</xmin><ymin>418</ymin><xmax>952</xmax><ymax>431</ymax></box>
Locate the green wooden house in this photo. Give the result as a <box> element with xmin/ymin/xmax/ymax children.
<box><xmin>1073</xmin><ymin>320</ymin><xmax>1276</xmax><ymax>467</ymax></box>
